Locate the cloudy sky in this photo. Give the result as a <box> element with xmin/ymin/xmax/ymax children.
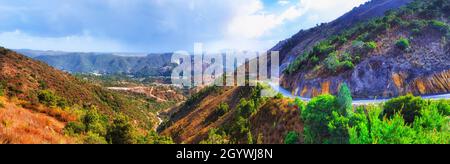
<box><xmin>0</xmin><ymin>0</ymin><xmax>368</xmax><ymax>53</ymax></box>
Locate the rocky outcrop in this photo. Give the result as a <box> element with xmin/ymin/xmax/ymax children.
<box><xmin>281</xmin><ymin>32</ymin><xmax>450</xmax><ymax>98</ymax></box>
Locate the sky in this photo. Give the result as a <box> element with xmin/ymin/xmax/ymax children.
<box><xmin>0</xmin><ymin>0</ymin><xmax>369</xmax><ymax>53</ymax></box>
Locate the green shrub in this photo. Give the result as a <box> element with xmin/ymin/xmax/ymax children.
<box><xmin>383</xmin><ymin>94</ymin><xmax>426</xmax><ymax>124</ymax></box>
<box><xmin>337</xmin><ymin>83</ymin><xmax>353</xmax><ymax>115</ymax></box>
<box><xmin>200</xmin><ymin>129</ymin><xmax>230</xmax><ymax>144</ymax></box>
<box><xmin>83</xmin><ymin>109</ymin><xmax>107</xmax><ymax>136</ymax></box>
<box><xmin>237</xmin><ymin>99</ymin><xmax>258</xmax><ymax>118</ymax></box>
<box><xmin>83</xmin><ymin>131</ymin><xmax>108</xmax><ymax>144</ymax></box>
<box><xmin>349</xmin><ymin>103</ymin><xmax>450</xmax><ymax>144</ymax></box>
<box><xmin>340</xmin><ymin>61</ymin><xmax>355</xmax><ymax>70</ymax></box>
<box><xmin>64</xmin><ymin>122</ymin><xmax>86</xmax><ymax>135</ymax></box>
<box><xmin>435</xmin><ymin>100</ymin><xmax>450</xmax><ymax>116</ymax></box>
<box><xmin>312</xmin><ymin>41</ymin><xmax>334</xmax><ymax>56</ymax></box>
<box><xmin>106</xmin><ymin>114</ymin><xmax>136</xmax><ymax>144</ymax></box>
<box><xmin>215</xmin><ymin>102</ymin><xmax>230</xmax><ymax>116</ymax></box>
<box><xmin>310</xmin><ymin>55</ymin><xmax>320</xmax><ymax>64</ymax></box>
<box><xmin>324</xmin><ymin>52</ymin><xmax>340</xmax><ymax>73</ymax></box>
<box><xmin>395</xmin><ymin>37</ymin><xmax>410</xmax><ymax>51</ymax></box>
<box><xmin>274</xmin><ymin>93</ymin><xmax>284</xmax><ymax>99</ymax></box>
<box><xmin>430</xmin><ymin>20</ymin><xmax>449</xmax><ymax>33</ymax></box>
<box><xmin>284</xmin><ymin>131</ymin><xmax>299</xmax><ymax>144</ymax></box>
<box><xmin>38</xmin><ymin>90</ymin><xmax>58</xmax><ymax>107</ymax></box>
<box><xmin>37</xmin><ymin>90</ymin><xmax>68</xmax><ymax>108</ymax></box>
<box><xmin>364</xmin><ymin>41</ymin><xmax>377</xmax><ymax>51</ymax></box>
<box><xmin>302</xmin><ymin>94</ymin><xmax>347</xmax><ymax>144</ymax></box>
<box><xmin>0</xmin><ymin>83</ymin><xmax>4</xmax><ymax>97</ymax></box>
<box><xmin>138</xmin><ymin>131</ymin><xmax>175</xmax><ymax>144</ymax></box>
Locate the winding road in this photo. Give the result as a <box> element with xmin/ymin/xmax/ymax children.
<box><xmin>268</xmin><ymin>83</ymin><xmax>450</xmax><ymax>105</ymax></box>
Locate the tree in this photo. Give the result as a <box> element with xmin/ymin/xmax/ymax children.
<box><xmin>302</xmin><ymin>94</ymin><xmax>338</xmax><ymax>144</ymax></box>
<box><xmin>337</xmin><ymin>83</ymin><xmax>353</xmax><ymax>116</ymax></box>
<box><xmin>324</xmin><ymin>52</ymin><xmax>340</xmax><ymax>73</ymax></box>
<box><xmin>395</xmin><ymin>38</ymin><xmax>410</xmax><ymax>51</ymax></box>
<box><xmin>106</xmin><ymin>114</ymin><xmax>136</xmax><ymax>144</ymax></box>
<box><xmin>284</xmin><ymin>131</ymin><xmax>299</xmax><ymax>144</ymax></box>
<box><xmin>200</xmin><ymin>129</ymin><xmax>229</xmax><ymax>144</ymax></box>
<box><xmin>383</xmin><ymin>94</ymin><xmax>426</xmax><ymax>124</ymax></box>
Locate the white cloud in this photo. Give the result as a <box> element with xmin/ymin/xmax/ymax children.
<box><xmin>0</xmin><ymin>30</ymin><xmax>126</xmax><ymax>52</ymax></box>
<box><xmin>0</xmin><ymin>0</ymin><xmax>369</xmax><ymax>52</ymax></box>
<box><xmin>226</xmin><ymin>0</ymin><xmax>310</xmax><ymax>39</ymax></box>
<box><xmin>278</xmin><ymin>0</ymin><xmax>290</xmax><ymax>6</ymax></box>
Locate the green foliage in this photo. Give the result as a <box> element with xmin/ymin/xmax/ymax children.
<box><xmin>137</xmin><ymin>131</ymin><xmax>174</xmax><ymax>144</ymax></box>
<box><xmin>284</xmin><ymin>131</ymin><xmax>299</xmax><ymax>144</ymax></box>
<box><xmin>200</xmin><ymin>129</ymin><xmax>230</xmax><ymax>144</ymax></box>
<box><xmin>64</xmin><ymin>122</ymin><xmax>86</xmax><ymax>135</ymax></box>
<box><xmin>310</xmin><ymin>55</ymin><xmax>320</xmax><ymax>64</ymax></box>
<box><xmin>274</xmin><ymin>93</ymin><xmax>284</xmax><ymax>99</ymax></box>
<box><xmin>37</xmin><ymin>90</ymin><xmax>68</xmax><ymax>108</ymax></box>
<box><xmin>340</xmin><ymin>61</ymin><xmax>355</xmax><ymax>70</ymax></box>
<box><xmin>106</xmin><ymin>114</ymin><xmax>136</xmax><ymax>144</ymax></box>
<box><xmin>349</xmin><ymin>102</ymin><xmax>450</xmax><ymax>144</ymax></box>
<box><xmin>83</xmin><ymin>132</ymin><xmax>108</xmax><ymax>144</ymax></box>
<box><xmin>312</xmin><ymin>41</ymin><xmax>335</xmax><ymax>56</ymax></box>
<box><xmin>383</xmin><ymin>94</ymin><xmax>426</xmax><ymax>124</ymax></box>
<box><xmin>82</xmin><ymin>108</ymin><xmax>108</xmax><ymax>136</ymax></box>
<box><xmin>337</xmin><ymin>83</ymin><xmax>353</xmax><ymax>115</ymax></box>
<box><xmin>395</xmin><ymin>37</ymin><xmax>410</xmax><ymax>51</ymax></box>
<box><xmin>0</xmin><ymin>81</ymin><xmax>5</xmax><ymax>97</ymax></box>
<box><xmin>324</xmin><ymin>52</ymin><xmax>340</xmax><ymax>73</ymax></box>
<box><xmin>237</xmin><ymin>99</ymin><xmax>257</xmax><ymax>119</ymax></box>
<box><xmin>215</xmin><ymin>102</ymin><xmax>230</xmax><ymax>117</ymax></box>
<box><xmin>302</xmin><ymin>94</ymin><xmax>348</xmax><ymax>144</ymax></box>
<box><xmin>430</xmin><ymin>20</ymin><xmax>449</xmax><ymax>33</ymax></box>
<box><xmin>435</xmin><ymin>100</ymin><xmax>450</xmax><ymax>116</ymax></box>
<box><xmin>364</xmin><ymin>41</ymin><xmax>377</xmax><ymax>51</ymax></box>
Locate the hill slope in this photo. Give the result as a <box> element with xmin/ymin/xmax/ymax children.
<box><xmin>160</xmin><ymin>86</ymin><xmax>303</xmax><ymax>144</ymax></box>
<box><xmin>0</xmin><ymin>47</ymin><xmax>161</xmax><ymax>129</ymax></box>
<box><xmin>278</xmin><ymin>0</ymin><xmax>450</xmax><ymax>98</ymax></box>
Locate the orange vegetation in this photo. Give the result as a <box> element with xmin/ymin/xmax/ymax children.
<box><xmin>0</xmin><ymin>97</ymin><xmax>76</xmax><ymax>144</ymax></box>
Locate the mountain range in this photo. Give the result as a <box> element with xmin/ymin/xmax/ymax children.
<box><xmin>16</xmin><ymin>49</ymin><xmax>175</xmax><ymax>77</ymax></box>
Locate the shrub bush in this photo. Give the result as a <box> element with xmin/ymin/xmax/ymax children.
<box><xmin>364</xmin><ymin>41</ymin><xmax>377</xmax><ymax>51</ymax></box>
<box><xmin>37</xmin><ymin>90</ymin><xmax>59</xmax><ymax>107</ymax></box>
<box><xmin>302</xmin><ymin>94</ymin><xmax>343</xmax><ymax>144</ymax></box>
<box><xmin>106</xmin><ymin>114</ymin><xmax>136</xmax><ymax>144</ymax></box>
<box><xmin>284</xmin><ymin>131</ymin><xmax>299</xmax><ymax>144</ymax></box>
<box><xmin>383</xmin><ymin>94</ymin><xmax>426</xmax><ymax>124</ymax></box>
<box><xmin>64</xmin><ymin>122</ymin><xmax>86</xmax><ymax>135</ymax></box>
<box><xmin>37</xmin><ymin>90</ymin><xmax>69</xmax><ymax>108</ymax></box>
<box><xmin>324</xmin><ymin>52</ymin><xmax>340</xmax><ymax>73</ymax></box>
<box><xmin>337</xmin><ymin>83</ymin><xmax>353</xmax><ymax>115</ymax></box>
<box><xmin>215</xmin><ymin>102</ymin><xmax>230</xmax><ymax>117</ymax></box>
<box><xmin>430</xmin><ymin>20</ymin><xmax>449</xmax><ymax>33</ymax></box>
<box><xmin>200</xmin><ymin>129</ymin><xmax>230</xmax><ymax>144</ymax></box>
<box><xmin>340</xmin><ymin>61</ymin><xmax>355</xmax><ymax>70</ymax></box>
<box><xmin>83</xmin><ymin>131</ymin><xmax>108</xmax><ymax>144</ymax></box>
<box><xmin>312</xmin><ymin>41</ymin><xmax>334</xmax><ymax>56</ymax></box>
<box><xmin>395</xmin><ymin>37</ymin><xmax>410</xmax><ymax>51</ymax></box>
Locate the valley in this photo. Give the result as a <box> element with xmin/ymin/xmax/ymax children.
<box><xmin>0</xmin><ymin>0</ymin><xmax>449</xmax><ymax>144</ymax></box>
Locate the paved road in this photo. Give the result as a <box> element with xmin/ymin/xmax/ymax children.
<box><xmin>268</xmin><ymin>83</ymin><xmax>450</xmax><ymax>105</ymax></box>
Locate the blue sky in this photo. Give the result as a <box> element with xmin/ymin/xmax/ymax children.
<box><xmin>0</xmin><ymin>0</ymin><xmax>368</xmax><ymax>53</ymax></box>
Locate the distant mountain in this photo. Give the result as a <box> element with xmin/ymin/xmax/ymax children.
<box><xmin>16</xmin><ymin>49</ymin><xmax>175</xmax><ymax>77</ymax></box>
<box><xmin>277</xmin><ymin>0</ymin><xmax>450</xmax><ymax>98</ymax></box>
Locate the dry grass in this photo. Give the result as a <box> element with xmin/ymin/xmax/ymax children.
<box><xmin>250</xmin><ymin>99</ymin><xmax>304</xmax><ymax>144</ymax></box>
<box><xmin>0</xmin><ymin>97</ymin><xmax>77</xmax><ymax>144</ymax></box>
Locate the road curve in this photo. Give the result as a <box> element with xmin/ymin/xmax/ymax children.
<box><xmin>268</xmin><ymin>83</ymin><xmax>450</xmax><ymax>105</ymax></box>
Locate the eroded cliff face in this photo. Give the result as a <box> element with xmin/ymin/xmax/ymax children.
<box><xmin>281</xmin><ymin>30</ymin><xmax>450</xmax><ymax>98</ymax></box>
